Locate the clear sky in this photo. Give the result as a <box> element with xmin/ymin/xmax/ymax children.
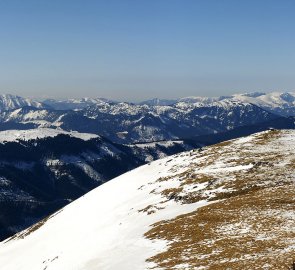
<box><xmin>0</xmin><ymin>0</ymin><xmax>294</xmax><ymax>101</ymax></box>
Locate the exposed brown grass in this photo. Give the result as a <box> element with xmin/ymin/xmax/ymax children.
<box><xmin>145</xmin><ymin>186</ymin><xmax>295</xmax><ymax>269</ymax></box>
<box><xmin>254</xmin><ymin>129</ymin><xmax>281</xmax><ymax>145</ymax></box>
<box><xmin>143</xmin><ymin>130</ymin><xmax>295</xmax><ymax>269</ymax></box>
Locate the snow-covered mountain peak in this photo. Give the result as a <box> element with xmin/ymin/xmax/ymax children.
<box><xmin>173</xmin><ymin>91</ymin><xmax>295</xmax><ymax>116</ymax></box>
<box><xmin>1</xmin><ymin>129</ymin><xmax>295</xmax><ymax>269</ymax></box>
<box><xmin>139</xmin><ymin>98</ymin><xmax>177</xmax><ymax>106</ymax></box>
<box><xmin>174</xmin><ymin>98</ymin><xmax>253</xmax><ymax>110</ymax></box>
<box><xmin>0</xmin><ymin>94</ymin><xmax>44</xmax><ymax>111</ymax></box>
<box><xmin>178</xmin><ymin>96</ymin><xmax>219</xmax><ymax>104</ymax></box>
<box><xmin>42</xmin><ymin>97</ymin><xmax>115</xmax><ymax>110</ymax></box>
<box><xmin>68</xmin><ymin>97</ymin><xmax>110</xmax><ymax>105</ymax></box>
<box><xmin>232</xmin><ymin>91</ymin><xmax>295</xmax><ymax>107</ymax></box>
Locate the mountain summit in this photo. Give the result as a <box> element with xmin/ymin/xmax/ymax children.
<box><xmin>0</xmin><ymin>94</ymin><xmax>44</xmax><ymax>111</ymax></box>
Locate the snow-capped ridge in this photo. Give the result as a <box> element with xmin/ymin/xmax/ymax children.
<box><xmin>0</xmin><ymin>94</ymin><xmax>45</xmax><ymax>111</ymax></box>
<box><xmin>0</xmin><ymin>128</ymin><xmax>99</xmax><ymax>143</ymax></box>
<box><xmin>42</xmin><ymin>97</ymin><xmax>116</xmax><ymax>110</ymax></box>
<box><xmin>176</xmin><ymin>91</ymin><xmax>295</xmax><ymax>116</ymax></box>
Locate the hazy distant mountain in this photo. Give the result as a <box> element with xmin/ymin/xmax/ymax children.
<box><xmin>178</xmin><ymin>91</ymin><xmax>295</xmax><ymax>116</ymax></box>
<box><xmin>231</xmin><ymin>91</ymin><xmax>295</xmax><ymax>116</ymax></box>
<box><xmin>0</xmin><ymin>94</ymin><xmax>45</xmax><ymax>111</ymax></box>
<box><xmin>139</xmin><ymin>98</ymin><xmax>177</xmax><ymax>106</ymax></box>
<box><xmin>42</xmin><ymin>97</ymin><xmax>116</xmax><ymax>110</ymax></box>
<box><xmin>178</xmin><ymin>96</ymin><xmax>220</xmax><ymax>103</ymax></box>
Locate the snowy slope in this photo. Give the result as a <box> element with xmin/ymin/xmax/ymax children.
<box><xmin>1</xmin><ymin>129</ymin><xmax>295</xmax><ymax>269</ymax></box>
<box><xmin>0</xmin><ymin>128</ymin><xmax>98</xmax><ymax>143</ymax></box>
<box><xmin>0</xmin><ymin>148</ymin><xmax>210</xmax><ymax>270</ymax></box>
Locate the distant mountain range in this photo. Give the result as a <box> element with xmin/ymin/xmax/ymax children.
<box><xmin>2</xmin><ymin>92</ymin><xmax>295</xmax><ymax>117</ymax></box>
<box><xmin>0</xmin><ymin>93</ymin><xmax>292</xmax><ymax>143</ymax></box>
<box><xmin>140</xmin><ymin>91</ymin><xmax>295</xmax><ymax>116</ymax></box>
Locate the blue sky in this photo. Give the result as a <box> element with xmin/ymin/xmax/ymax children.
<box><xmin>0</xmin><ymin>0</ymin><xmax>294</xmax><ymax>101</ymax></box>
